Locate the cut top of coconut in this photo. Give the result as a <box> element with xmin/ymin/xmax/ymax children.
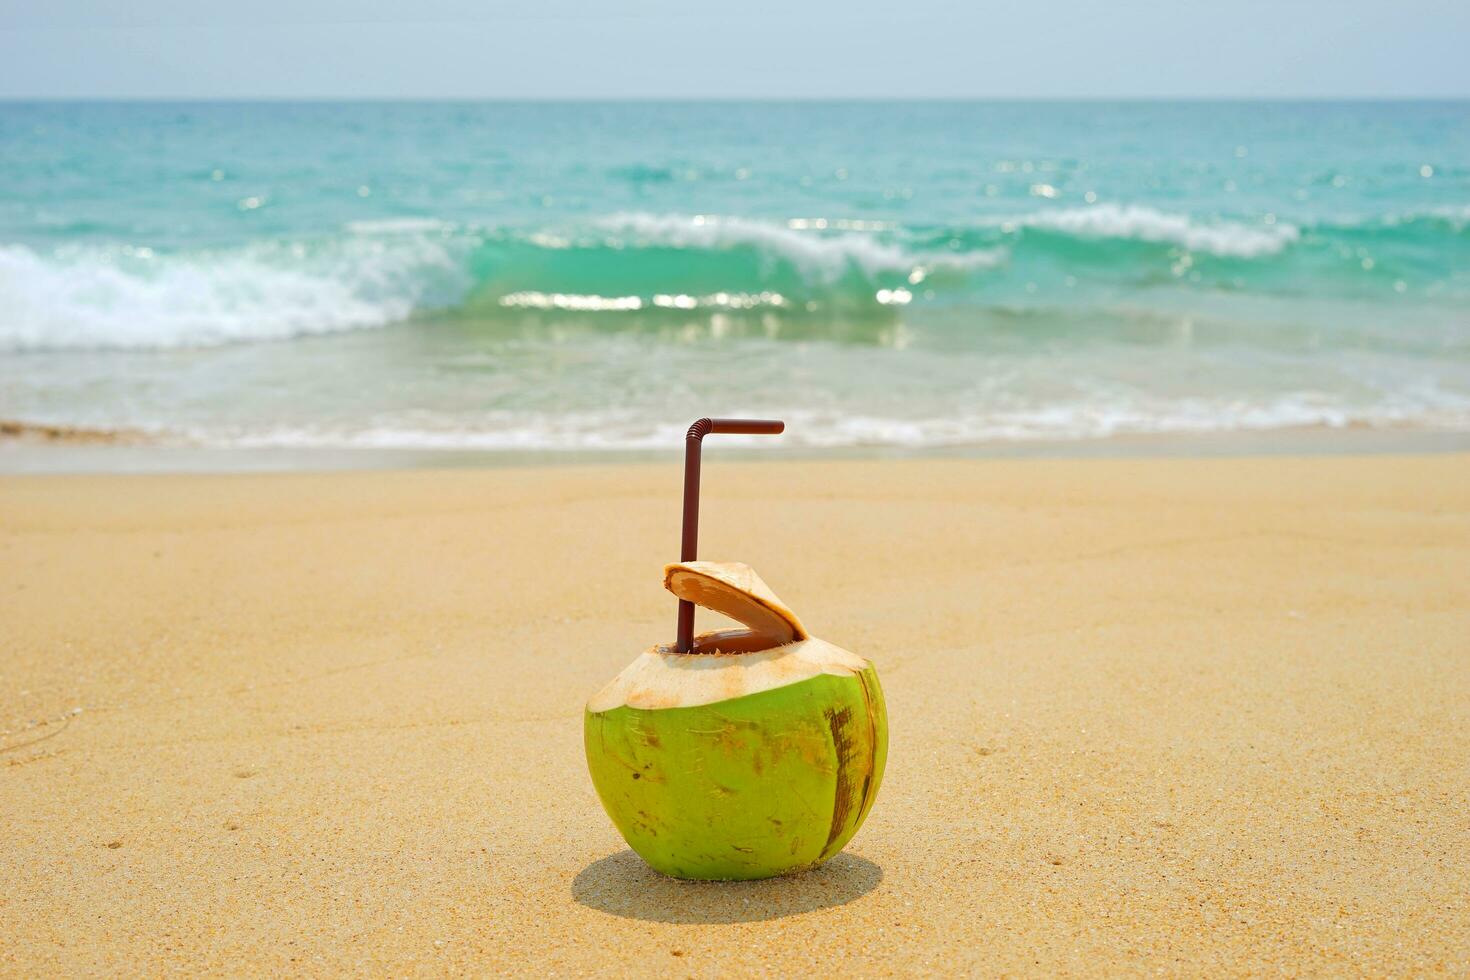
<box><xmin>586</xmin><ymin>560</ymin><xmax>866</xmax><ymax>712</ymax></box>
<box><xmin>663</xmin><ymin>561</ymin><xmax>807</xmax><ymax>650</ymax></box>
<box><xmin>586</xmin><ymin>636</ymin><xmax>870</xmax><ymax>712</ymax></box>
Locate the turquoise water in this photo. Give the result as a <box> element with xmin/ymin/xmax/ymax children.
<box><xmin>1</xmin><ymin>101</ymin><xmax>1467</xmax><ymax>451</ymax></box>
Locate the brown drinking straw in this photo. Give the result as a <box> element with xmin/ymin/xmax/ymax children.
<box><xmin>676</xmin><ymin>417</ymin><xmax>785</xmax><ymax>653</ymax></box>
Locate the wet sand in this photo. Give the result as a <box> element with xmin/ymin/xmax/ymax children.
<box><xmin>2</xmin><ymin>455</ymin><xmax>1467</xmax><ymax>974</ymax></box>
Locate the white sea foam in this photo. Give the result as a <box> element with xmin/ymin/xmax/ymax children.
<box><xmin>598</xmin><ymin>208</ymin><xmax>1296</xmax><ymax>269</ymax></box>
<box><xmin>1007</xmin><ymin>204</ymin><xmax>1300</xmax><ymax>258</ymax></box>
<box><xmin>1391</xmin><ymin>204</ymin><xmax>1470</xmax><ymax>231</ymax></box>
<box><xmin>0</xmin><ymin>237</ymin><xmax>463</xmax><ymax>351</ymax></box>
<box><xmin>597</xmin><ymin>213</ymin><xmax>1007</xmax><ymax>277</ymax></box>
<box><xmin>497</xmin><ymin>290</ymin><xmax>790</xmax><ymax>312</ymax></box>
<box><xmin>207</xmin><ymin>395</ymin><xmax>1470</xmax><ymax>453</ymax></box>
<box><xmin>344</xmin><ymin>217</ymin><xmax>458</xmax><ymax>235</ymax></box>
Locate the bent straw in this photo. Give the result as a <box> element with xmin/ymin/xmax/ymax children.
<box><xmin>676</xmin><ymin>417</ymin><xmax>785</xmax><ymax>652</ymax></box>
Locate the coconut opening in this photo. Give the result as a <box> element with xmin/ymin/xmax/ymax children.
<box><xmin>586</xmin><ymin>560</ymin><xmax>869</xmax><ymax>712</ymax></box>
<box><xmin>682</xmin><ymin>627</ymin><xmax>779</xmax><ymax>655</ymax></box>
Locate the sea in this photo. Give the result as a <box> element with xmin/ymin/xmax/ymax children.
<box><xmin>2</xmin><ymin>100</ymin><xmax>1467</xmax><ymax>460</ymax></box>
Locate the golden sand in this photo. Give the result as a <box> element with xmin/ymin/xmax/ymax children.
<box><xmin>2</xmin><ymin>455</ymin><xmax>1467</xmax><ymax>975</ymax></box>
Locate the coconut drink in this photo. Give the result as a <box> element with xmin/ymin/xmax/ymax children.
<box><xmin>584</xmin><ymin>419</ymin><xmax>887</xmax><ymax>881</ymax></box>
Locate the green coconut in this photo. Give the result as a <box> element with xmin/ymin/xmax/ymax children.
<box><xmin>584</xmin><ymin>561</ymin><xmax>887</xmax><ymax>880</ymax></box>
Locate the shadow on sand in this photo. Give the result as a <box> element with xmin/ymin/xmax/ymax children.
<box><xmin>571</xmin><ymin>850</ymin><xmax>883</xmax><ymax>924</ymax></box>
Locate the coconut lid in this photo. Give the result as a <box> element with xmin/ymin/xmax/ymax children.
<box><xmin>663</xmin><ymin>561</ymin><xmax>808</xmax><ymax>649</ymax></box>
<box><xmin>586</xmin><ymin>562</ymin><xmax>866</xmax><ymax>711</ymax></box>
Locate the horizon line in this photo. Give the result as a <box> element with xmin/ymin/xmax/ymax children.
<box><xmin>3</xmin><ymin>95</ymin><xmax>1467</xmax><ymax>103</ymax></box>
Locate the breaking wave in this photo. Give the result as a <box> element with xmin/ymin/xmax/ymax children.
<box><xmin>595</xmin><ymin>212</ymin><xmax>1007</xmax><ymax>276</ymax></box>
<box><xmin>0</xmin><ymin>235</ymin><xmax>469</xmax><ymax>351</ymax></box>
<box><xmin>1005</xmin><ymin>204</ymin><xmax>1299</xmax><ymax>257</ymax></box>
<box><xmin>1</xmin><ymin>206</ymin><xmax>1462</xmax><ymax>351</ymax></box>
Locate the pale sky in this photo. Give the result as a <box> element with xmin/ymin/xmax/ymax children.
<box><xmin>2</xmin><ymin>0</ymin><xmax>1467</xmax><ymax>99</ymax></box>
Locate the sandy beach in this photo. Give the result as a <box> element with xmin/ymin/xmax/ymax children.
<box><xmin>2</xmin><ymin>453</ymin><xmax>1467</xmax><ymax>975</ymax></box>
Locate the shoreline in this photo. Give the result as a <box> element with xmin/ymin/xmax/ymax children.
<box><xmin>4</xmin><ymin>421</ymin><xmax>1469</xmax><ymax>474</ymax></box>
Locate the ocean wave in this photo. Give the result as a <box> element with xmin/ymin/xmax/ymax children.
<box><xmin>2</xmin><ymin>202</ymin><xmax>1462</xmax><ymax>351</ymax></box>
<box><xmin>0</xmin><ymin>219</ymin><xmax>966</xmax><ymax>350</ymax></box>
<box><xmin>1004</xmin><ymin>204</ymin><xmax>1300</xmax><ymax>258</ymax></box>
<box><xmin>446</xmin><ymin>215</ymin><xmax>1007</xmax><ymax>321</ymax></box>
<box><xmin>596</xmin><ymin>213</ymin><xmax>1007</xmax><ymax>277</ymax></box>
<box><xmin>0</xmin><ymin>237</ymin><xmax>467</xmax><ymax>351</ymax></box>
<box><xmin>1315</xmin><ymin>205</ymin><xmax>1470</xmax><ymax>238</ymax></box>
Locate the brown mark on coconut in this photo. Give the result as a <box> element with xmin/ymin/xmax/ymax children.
<box><xmin>821</xmin><ymin>706</ymin><xmax>856</xmax><ymax>857</ymax></box>
<box><xmin>853</xmin><ymin>668</ymin><xmax>882</xmax><ymax>827</ymax></box>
